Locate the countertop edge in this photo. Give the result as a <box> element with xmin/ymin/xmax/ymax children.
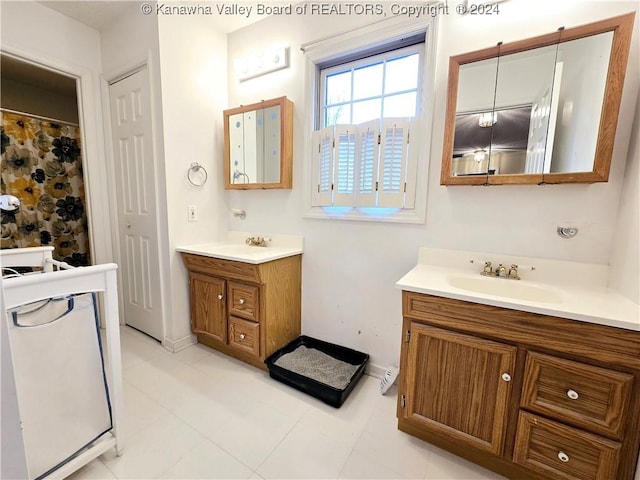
<box><xmin>176</xmin><ymin>245</ymin><xmax>303</xmax><ymax>264</ymax></box>
<box><xmin>396</xmin><ymin>271</ymin><xmax>640</xmax><ymax>333</ymax></box>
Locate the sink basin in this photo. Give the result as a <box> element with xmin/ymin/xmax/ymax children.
<box><xmin>448</xmin><ymin>275</ymin><xmax>562</xmax><ymax>304</ymax></box>
<box><xmin>210</xmin><ymin>244</ymin><xmax>267</xmax><ymax>255</ymax></box>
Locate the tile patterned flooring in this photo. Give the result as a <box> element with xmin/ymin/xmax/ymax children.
<box><xmin>68</xmin><ymin>327</ymin><xmax>505</xmax><ymax>479</ymax></box>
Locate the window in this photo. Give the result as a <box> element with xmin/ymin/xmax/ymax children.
<box><xmin>320</xmin><ymin>44</ymin><xmax>423</xmax><ymax>128</ymax></box>
<box><xmin>311</xmin><ymin>42</ymin><xmax>423</xmax><ymax>210</ymax></box>
<box><xmin>302</xmin><ymin>16</ymin><xmax>436</xmax><ymax>223</ymax></box>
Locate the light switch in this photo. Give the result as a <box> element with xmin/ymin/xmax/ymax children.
<box><xmin>188</xmin><ymin>205</ymin><xmax>198</xmax><ymax>222</ymax></box>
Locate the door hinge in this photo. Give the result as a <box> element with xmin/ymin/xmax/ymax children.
<box><xmin>401</xmin><ymin>394</ymin><xmax>406</xmax><ymax>408</ymax></box>
<box><xmin>377</xmin><ymin>133</ymin><xmax>381</xmax><ymax>145</ymax></box>
<box><xmin>405</xmin><ymin>330</ymin><xmax>411</xmax><ymax>343</ymax></box>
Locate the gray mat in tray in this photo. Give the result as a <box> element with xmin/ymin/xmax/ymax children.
<box><xmin>274</xmin><ymin>345</ymin><xmax>359</xmax><ymax>390</ymax></box>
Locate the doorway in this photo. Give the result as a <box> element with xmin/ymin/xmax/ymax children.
<box><xmin>1</xmin><ymin>54</ymin><xmax>91</xmax><ymax>266</ymax></box>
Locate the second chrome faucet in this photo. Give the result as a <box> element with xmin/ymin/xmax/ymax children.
<box><xmin>480</xmin><ymin>262</ymin><xmax>520</xmax><ymax>280</ymax></box>
<box><xmin>245</xmin><ymin>236</ymin><xmax>270</xmax><ymax>247</ymax></box>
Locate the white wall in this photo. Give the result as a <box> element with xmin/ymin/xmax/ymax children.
<box><xmin>157</xmin><ymin>14</ymin><xmax>228</xmax><ymax>344</ymax></box>
<box><xmin>610</xmin><ymin>94</ymin><xmax>640</xmax><ymax>304</ymax></box>
<box><xmin>100</xmin><ymin>3</ymin><xmax>176</xmax><ymax>347</ymax></box>
<box><xmin>225</xmin><ymin>0</ymin><xmax>640</xmax><ymax>372</ymax></box>
<box><xmin>0</xmin><ymin>0</ymin><xmax>114</xmax><ymax>268</ymax></box>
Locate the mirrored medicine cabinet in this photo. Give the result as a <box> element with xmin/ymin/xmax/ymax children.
<box><xmin>224</xmin><ymin>96</ymin><xmax>293</xmax><ymax>190</ymax></box>
<box><xmin>440</xmin><ymin>12</ymin><xmax>635</xmax><ymax>186</ymax></box>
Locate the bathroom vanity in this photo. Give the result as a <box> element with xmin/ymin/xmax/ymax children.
<box><xmin>396</xmin><ymin>249</ymin><xmax>640</xmax><ymax>480</ymax></box>
<box><xmin>178</xmin><ymin>234</ymin><xmax>302</xmax><ymax>370</ymax></box>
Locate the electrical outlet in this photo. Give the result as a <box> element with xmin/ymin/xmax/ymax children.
<box><xmin>188</xmin><ymin>205</ymin><xmax>198</xmax><ymax>222</ymax></box>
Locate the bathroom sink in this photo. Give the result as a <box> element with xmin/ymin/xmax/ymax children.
<box><xmin>447</xmin><ymin>275</ymin><xmax>562</xmax><ymax>304</ymax></box>
<box><xmin>209</xmin><ymin>244</ymin><xmax>267</xmax><ymax>255</ymax></box>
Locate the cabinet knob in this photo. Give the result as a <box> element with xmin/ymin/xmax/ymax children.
<box><xmin>217</xmin><ymin>294</ymin><xmax>223</xmax><ymax>300</ymax></box>
<box><xmin>239</xmin><ymin>298</ymin><xmax>245</xmax><ymax>305</ymax></box>
<box><xmin>501</xmin><ymin>373</ymin><xmax>511</xmax><ymax>382</ymax></box>
<box><xmin>557</xmin><ymin>451</ymin><xmax>570</xmax><ymax>463</ymax></box>
<box><xmin>567</xmin><ymin>389</ymin><xmax>579</xmax><ymax>400</ymax></box>
<box><xmin>239</xmin><ymin>333</ymin><xmax>246</xmax><ymax>340</ymax></box>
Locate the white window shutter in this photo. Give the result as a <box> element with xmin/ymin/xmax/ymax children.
<box><xmin>378</xmin><ymin>118</ymin><xmax>410</xmax><ymax>208</ymax></box>
<box><xmin>311</xmin><ymin>127</ymin><xmax>334</xmax><ymax>206</ymax></box>
<box><xmin>403</xmin><ymin>117</ymin><xmax>418</xmax><ymax>209</ymax></box>
<box><xmin>355</xmin><ymin>119</ymin><xmax>379</xmax><ymax>207</ymax></box>
<box><xmin>333</xmin><ymin>125</ymin><xmax>357</xmax><ymax>206</ymax></box>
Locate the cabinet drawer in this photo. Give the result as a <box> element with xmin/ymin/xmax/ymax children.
<box><xmin>513</xmin><ymin>412</ymin><xmax>621</xmax><ymax>480</ymax></box>
<box><xmin>228</xmin><ymin>282</ymin><xmax>259</xmax><ymax>321</ymax></box>
<box><xmin>521</xmin><ymin>352</ymin><xmax>633</xmax><ymax>439</ymax></box>
<box><xmin>228</xmin><ymin>316</ymin><xmax>260</xmax><ymax>357</ymax></box>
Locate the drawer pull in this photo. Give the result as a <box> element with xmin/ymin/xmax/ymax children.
<box><xmin>239</xmin><ymin>333</ymin><xmax>246</xmax><ymax>340</ymax></box>
<box><xmin>217</xmin><ymin>294</ymin><xmax>223</xmax><ymax>300</ymax></box>
<box><xmin>566</xmin><ymin>389</ymin><xmax>579</xmax><ymax>400</ymax></box>
<box><xmin>239</xmin><ymin>298</ymin><xmax>245</xmax><ymax>305</ymax></box>
<box><xmin>501</xmin><ymin>373</ymin><xmax>512</xmax><ymax>382</ymax></box>
<box><xmin>557</xmin><ymin>451</ymin><xmax>570</xmax><ymax>463</ymax></box>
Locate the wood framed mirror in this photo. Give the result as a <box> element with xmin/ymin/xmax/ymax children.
<box><xmin>224</xmin><ymin>96</ymin><xmax>293</xmax><ymax>190</ymax></box>
<box><xmin>440</xmin><ymin>12</ymin><xmax>635</xmax><ymax>186</ymax></box>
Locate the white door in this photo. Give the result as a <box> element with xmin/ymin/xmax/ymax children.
<box><xmin>109</xmin><ymin>67</ymin><xmax>163</xmax><ymax>341</ymax></box>
<box><xmin>525</xmin><ymin>62</ymin><xmax>563</xmax><ymax>174</ymax></box>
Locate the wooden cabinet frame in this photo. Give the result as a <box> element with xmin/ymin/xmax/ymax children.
<box><xmin>182</xmin><ymin>253</ymin><xmax>301</xmax><ymax>369</ymax></box>
<box><xmin>398</xmin><ymin>291</ymin><xmax>640</xmax><ymax>480</ymax></box>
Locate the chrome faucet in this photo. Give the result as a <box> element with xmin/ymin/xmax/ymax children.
<box><xmin>245</xmin><ymin>236</ymin><xmax>269</xmax><ymax>247</ymax></box>
<box><xmin>479</xmin><ymin>262</ymin><xmax>520</xmax><ymax>280</ymax></box>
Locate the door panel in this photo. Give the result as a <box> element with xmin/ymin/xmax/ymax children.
<box><xmin>109</xmin><ymin>67</ymin><xmax>163</xmax><ymax>341</ymax></box>
<box><xmin>190</xmin><ymin>274</ymin><xmax>226</xmax><ymax>343</ymax></box>
<box><xmin>402</xmin><ymin>322</ymin><xmax>516</xmax><ymax>455</ymax></box>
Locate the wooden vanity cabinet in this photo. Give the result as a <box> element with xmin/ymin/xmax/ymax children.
<box><xmin>182</xmin><ymin>253</ymin><xmax>301</xmax><ymax>369</ymax></box>
<box><xmin>398</xmin><ymin>291</ymin><xmax>640</xmax><ymax>480</ymax></box>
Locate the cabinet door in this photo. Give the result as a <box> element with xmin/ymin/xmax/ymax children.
<box><xmin>400</xmin><ymin>322</ymin><xmax>516</xmax><ymax>455</ymax></box>
<box><xmin>190</xmin><ymin>273</ymin><xmax>227</xmax><ymax>343</ymax></box>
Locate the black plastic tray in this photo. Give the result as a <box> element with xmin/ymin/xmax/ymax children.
<box><xmin>265</xmin><ymin>335</ymin><xmax>369</xmax><ymax>408</ymax></box>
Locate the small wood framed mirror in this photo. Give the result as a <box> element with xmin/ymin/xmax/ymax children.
<box><xmin>440</xmin><ymin>12</ymin><xmax>635</xmax><ymax>186</ymax></box>
<box><xmin>224</xmin><ymin>96</ymin><xmax>293</xmax><ymax>190</ymax></box>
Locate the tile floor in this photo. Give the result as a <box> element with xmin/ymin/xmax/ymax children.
<box><xmin>68</xmin><ymin>326</ymin><xmax>505</xmax><ymax>479</ymax></box>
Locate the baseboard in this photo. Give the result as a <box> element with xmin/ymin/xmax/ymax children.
<box><xmin>162</xmin><ymin>333</ymin><xmax>197</xmax><ymax>353</ymax></box>
<box><xmin>365</xmin><ymin>362</ymin><xmax>388</xmax><ymax>379</ymax></box>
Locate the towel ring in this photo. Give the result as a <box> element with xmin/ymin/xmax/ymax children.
<box><xmin>187</xmin><ymin>162</ymin><xmax>208</xmax><ymax>187</ymax></box>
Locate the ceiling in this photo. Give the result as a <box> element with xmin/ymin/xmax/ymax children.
<box><xmin>36</xmin><ymin>0</ymin><xmax>256</xmax><ymax>33</ymax></box>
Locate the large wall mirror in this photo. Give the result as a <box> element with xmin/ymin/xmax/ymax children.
<box><xmin>441</xmin><ymin>13</ymin><xmax>635</xmax><ymax>186</ymax></box>
<box><xmin>224</xmin><ymin>96</ymin><xmax>293</xmax><ymax>189</ymax></box>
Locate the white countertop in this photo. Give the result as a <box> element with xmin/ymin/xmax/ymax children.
<box><xmin>396</xmin><ymin>248</ymin><xmax>640</xmax><ymax>332</ymax></box>
<box><xmin>176</xmin><ymin>231</ymin><xmax>303</xmax><ymax>264</ymax></box>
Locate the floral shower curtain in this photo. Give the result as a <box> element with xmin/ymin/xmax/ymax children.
<box><xmin>1</xmin><ymin>110</ymin><xmax>91</xmax><ymax>266</ymax></box>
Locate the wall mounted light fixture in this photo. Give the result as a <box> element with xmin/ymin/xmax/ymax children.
<box><xmin>478</xmin><ymin>111</ymin><xmax>497</xmax><ymax>128</ymax></box>
<box><xmin>234</xmin><ymin>46</ymin><xmax>290</xmax><ymax>82</ymax></box>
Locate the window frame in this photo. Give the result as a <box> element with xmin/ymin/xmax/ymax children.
<box><xmin>302</xmin><ymin>15</ymin><xmax>438</xmax><ymax>224</ymax></box>
<box><xmin>318</xmin><ymin>43</ymin><xmax>425</xmax><ymax>129</ymax></box>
